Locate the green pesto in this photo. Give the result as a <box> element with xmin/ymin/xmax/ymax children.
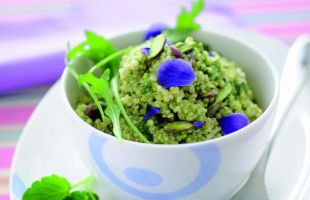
<box><xmin>75</xmin><ymin>36</ymin><xmax>262</xmax><ymax>144</ymax></box>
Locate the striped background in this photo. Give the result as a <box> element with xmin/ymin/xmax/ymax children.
<box><xmin>0</xmin><ymin>0</ymin><xmax>309</xmax><ymax>199</ymax></box>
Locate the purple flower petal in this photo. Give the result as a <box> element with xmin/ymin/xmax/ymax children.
<box><xmin>144</xmin><ymin>23</ymin><xmax>169</xmax><ymax>41</ymax></box>
<box><xmin>170</xmin><ymin>46</ymin><xmax>183</xmax><ymax>58</ymax></box>
<box><xmin>208</xmin><ymin>52</ymin><xmax>215</xmax><ymax>57</ymax></box>
<box><xmin>141</xmin><ymin>47</ymin><xmax>150</xmax><ymax>56</ymax></box>
<box><xmin>157</xmin><ymin>59</ymin><xmax>196</xmax><ymax>88</ymax></box>
<box><xmin>193</xmin><ymin>121</ymin><xmax>204</xmax><ymax>129</ymax></box>
<box><xmin>144</xmin><ymin>104</ymin><xmax>161</xmax><ymax>121</ymax></box>
<box><xmin>190</xmin><ymin>51</ymin><xmax>194</xmax><ymax>62</ymax></box>
<box><xmin>219</xmin><ymin>113</ymin><xmax>249</xmax><ymax>135</ymax></box>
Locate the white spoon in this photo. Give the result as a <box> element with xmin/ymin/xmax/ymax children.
<box><xmin>233</xmin><ymin>35</ymin><xmax>310</xmax><ymax>200</ymax></box>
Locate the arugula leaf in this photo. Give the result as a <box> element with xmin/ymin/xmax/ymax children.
<box><xmin>64</xmin><ymin>191</ymin><xmax>99</xmax><ymax>200</ymax></box>
<box><xmin>88</xmin><ymin>46</ymin><xmax>133</xmax><ymax>76</ymax></box>
<box><xmin>67</xmin><ymin>31</ymin><xmax>116</xmax><ymax>63</ymax></box>
<box><xmin>111</xmin><ymin>77</ymin><xmax>150</xmax><ymax>143</ymax></box>
<box><xmin>164</xmin><ymin>0</ymin><xmax>205</xmax><ymax>42</ymax></box>
<box><xmin>79</xmin><ymin>73</ymin><xmax>122</xmax><ymax>140</ymax></box>
<box><xmin>175</xmin><ymin>0</ymin><xmax>204</xmax><ymax>30</ymax></box>
<box><xmin>66</xmin><ymin>57</ymin><xmax>105</xmax><ymax>123</ymax></box>
<box><xmin>22</xmin><ymin>175</ymin><xmax>71</xmax><ymax>200</ymax></box>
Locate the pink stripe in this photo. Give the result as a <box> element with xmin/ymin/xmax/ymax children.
<box><xmin>0</xmin><ymin>195</ymin><xmax>9</xmax><ymax>200</ymax></box>
<box><xmin>0</xmin><ymin>105</ymin><xmax>35</xmax><ymax>126</ymax></box>
<box><xmin>249</xmin><ymin>22</ymin><xmax>310</xmax><ymax>36</ymax></box>
<box><xmin>233</xmin><ymin>0</ymin><xmax>310</xmax><ymax>14</ymax></box>
<box><xmin>0</xmin><ymin>147</ymin><xmax>15</xmax><ymax>168</ymax></box>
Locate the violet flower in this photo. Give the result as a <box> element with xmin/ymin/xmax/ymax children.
<box><xmin>157</xmin><ymin>59</ymin><xmax>196</xmax><ymax>88</ymax></box>
<box><xmin>193</xmin><ymin>121</ymin><xmax>204</xmax><ymax>129</ymax></box>
<box><xmin>219</xmin><ymin>113</ymin><xmax>249</xmax><ymax>135</ymax></box>
<box><xmin>141</xmin><ymin>47</ymin><xmax>150</xmax><ymax>56</ymax></box>
<box><xmin>144</xmin><ymin>23</ymin><xmax>169</xmax><ymax>41</ymax></box>
<box><xmin>144</xmin><ymin>104</ymin><xmax>161</xmax><ymax>121</ymax></box>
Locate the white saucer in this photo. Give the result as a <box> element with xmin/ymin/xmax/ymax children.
<box><xmin>11</xmin><ymin>29</ymin><xmax>310</xmax><ymax>200</ymax></box>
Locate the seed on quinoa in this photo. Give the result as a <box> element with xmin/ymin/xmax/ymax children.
<box><xmin>84</xmin><ymin>104</ymin><xmax>101</xmax><ymax>120</ymax></box>
<box><xmin>148</xmin><ymin>34</ymin><xmax>166</xmax><ymax>58</ymax></box>
<box><xmin>164</xmin><ymin>121</ymin><xmax>193</xmax><ymax>132</ymax></box>
<box><xmin>205</xmin><ymin>90</ymin><xmax>218</xmax><ymax>98</ymax></box>
<box><xmin>214</xmin><ymin>83</ymin><xmax>232</xmax><ymax>105</ymax></box>
<box><xmin>170</xmin><ymin>46</ymin><xmax>183</xmax><ymax>58</ymax></box>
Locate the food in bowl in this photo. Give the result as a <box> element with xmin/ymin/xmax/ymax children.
<box><xmin>67</xmin><ymin>0</ymin><xmax>262</xmax><ymax>144</ymax></box>
<box><xmin>74</xmin><ymin>35</ymin><xmax>262</xmax><ymax>144</ymax></box>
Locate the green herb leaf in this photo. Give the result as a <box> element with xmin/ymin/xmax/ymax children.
<box><xmin>79</xmin><ymin>73</ymin><xmax>122</xmax><ymax>140</ymax></box>
<box><xmin>67</xmin><ymin>31</ymin><xmax>116</xmax><ymax>63</ymax></box>
<box><xmin>88</xmin><ymin>46</ymin><xmax>133</xmax><ymax>75</ymax></box>
<box><xmin>176</xmin><ymin>0</ymin><xmax>205</xmax><ymax>30</ymax></box>
<box><xmin>111</xmin><ymin>77</ymin><xmax>150</xmax><ymax>143</ymax></box>
<box><xmin>164</xmin><ymin>0</ymin><xmax>205</xmax><ymax>42</ymax></box>
<box><xmin>64</xmin><ymin>191</ymin><xmax>99</xmax><ymax>200</ymax></box>
<box><xmin>148</xmin><ymin>34</ymin><xmax>166</xmax><ymax>59</ymax></box>
<box><xmin>164</xmin><ymin>29</ymin><xmax>192</xmax><ymax>43</ymax></box>
<box><xmin>22</xmin><ymin>175</ymin><xmax>98</xmax><ymax>200</ymax></box>
<box><xmin>22</xmin><ymin>175</ymin><xmax>71</xmax><ymax>200</ymax></box>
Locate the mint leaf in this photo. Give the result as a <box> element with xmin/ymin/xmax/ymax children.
<box><xmin>64</xmin><ymin>191</ymin><xmax>99</xmax><ymax>200</ymax></box>
<box><xmin>79</xmin><ymin>73</ymin><xmax>122</xmax><ymax>140</ymax></box>
<box><xmin>67</xmin><ymin>31</ymin><xmax>116</xmax><ymax>63</ymax></box>
<box><xmin>22</xmin><ymin>175</ymin><xmax>71</xmax><ymax>200</ymax></box>
<box><xmin>22</xmin><ymin>175</ymin><xmax>99</xmax><ymax>200</ymax></box>
<box><xmin>176</xmin><ymin>0</ymin><xmax>204</xmax><ymax>30</ymax></box>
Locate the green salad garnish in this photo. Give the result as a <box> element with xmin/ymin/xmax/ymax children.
<box><xmin>164</xmin><ymin>0</ymin><xmax>204</xmax><ymax>42</ymax></box>
<box><xmin>22</xmin><ymin>175</ymin><xmax>97</xmax><ymax>200</ymax></box>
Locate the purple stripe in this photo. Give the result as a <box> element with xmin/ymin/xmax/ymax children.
<box><xmin>0</xmin><ymin>105</ymin><xmax>36</xmax><ymax>125</ymax></box>
<box><xmin>0</xmin><ymin>51</ymin><xmax>65</xmax><ymax>95</ymax></box>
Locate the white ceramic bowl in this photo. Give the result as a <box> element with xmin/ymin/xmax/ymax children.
<box><xmin>61</xmin><ymin>30</ymin><xmax>279</xmax><ymax>200</ymax></box>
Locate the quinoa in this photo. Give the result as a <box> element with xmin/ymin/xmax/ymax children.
<box><xmin>75</xmin><ymin>36</ymin><xmax>262</xmax><ymax>144</ymax></box>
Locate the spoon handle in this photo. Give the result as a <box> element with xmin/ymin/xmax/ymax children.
<box><xmin>268</xmin><ymin>35</ymin><xmax>310</xmax><ymax>154</ymax></box>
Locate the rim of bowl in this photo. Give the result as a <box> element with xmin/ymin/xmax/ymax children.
<box><xmin>60</xmin><ymin>29</ymin><xmax>279</xmax><ymax>149</ymax></box>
